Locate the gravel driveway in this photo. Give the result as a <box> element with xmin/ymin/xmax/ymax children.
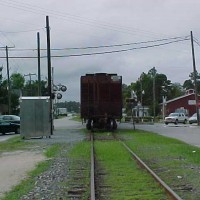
<box><xmin>0</xmin><ymin>151</ymin><xmax>45</xmax><ymax>199</ymax></box>
<box><xmin>0</xmin><ymin>117</ymin><xmax>85</xmax><ymax>199</ymax></box>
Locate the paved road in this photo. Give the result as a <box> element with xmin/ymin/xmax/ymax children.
<box><xmin>0</xmin><ymin>117</ymin><xmax>85</xmax><ymax>143</ymax></box>
<box><xmin>2</xmin><ymin>118</ymin><xmax>200</xmax><ymax>148</ymax></box>
<box><xmin>119</xmin><ymin>122</ymin><xmax>200</xmax><ymax>147</ymax></box>
<box><xmin>0</xmin><ymin>133</ymin><xmax>16</xmax><ymax>142</ymax></box>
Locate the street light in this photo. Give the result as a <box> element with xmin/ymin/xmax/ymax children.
<box><xmin>161</xmin><ymin>84</ymin><xmax>172</xmax><ymax>121</ymax></box>
<box><xmin>141</xmin><ymin>90</ymin><xmax>145</xmax><ymax>118</ymax></box>
<box><xmin>162</xmin><ymin>96</ymin><xmax>167</xmax><ymax>121</ymax></box>
<box><xmin>131</xmin><ymin>90</ymin><xmax>137</xmax><ymax>117</ymax></box>
<box><xmin>152</xmin><ymin>67</ymin><xmax>156</xmax><ymax>121</ymax></box>
<box><xmin>131</xmin><ymin>90</ymin><xmax>137</xmax><ymax>129</ymax></box>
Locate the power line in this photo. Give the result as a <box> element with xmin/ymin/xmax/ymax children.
<box><xmin>0</xmin><ymin>28</ymin><xmax>45</xmax><ymax>34</ymax></box>
<box><xmin>43</xmin><ymin>36</ymin><xmax>189</xmax><ymax>51</ymax></box>
<box><xmin>193</xmin><ymin>38</ymin><xmax>200</xmax><ymax>47</ymax></box>
<box><xmin>0</xmin><ymin>37</ymin><xmax>189</xmax><ymax>59</ymax></box>
<box><xmin>0</xmin><ymin>35</ymin><xmax>189</xmax><ymax>51</ymax></box>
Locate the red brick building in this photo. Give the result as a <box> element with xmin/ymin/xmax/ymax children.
<box><xmin>163</xmin><ymin>89</ymin><xmax>199</xmax><ymax>117</ymax></box>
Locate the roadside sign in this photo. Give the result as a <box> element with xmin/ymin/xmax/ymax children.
<box><xmin>188</xmin><ymin>100</ymin><xmax>196</xmax><ymax>105</ymax></box>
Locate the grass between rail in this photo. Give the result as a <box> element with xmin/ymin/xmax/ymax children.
<box><xmin>117</xmin><ymin>129</ymin><xmax>200</xmax><ymax>199</ymax></box>
<box><xmin>94</xmin><ymin>138</ymin><xmax>167</xmax><ymax>199</ymax></box>
<box><xmin>2</xmin><ymin>129</ymin><xmax>200</xmax><ymax>199</ymax></box>
<box><xmin>67</xmin><ymin>141</ymin><xmax>91</xmax><ymax>199</ymax></box>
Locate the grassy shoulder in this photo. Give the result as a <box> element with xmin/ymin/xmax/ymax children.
<box><xmin>0</xmin><ymin>136</ymin><xmax>31</xmax><ymax>152</ymax></box>
<box><xmin>117</xmin><ymin>129</ymin><xmax>200</xmax><ymax>199</ymax></box>
<box><xmin>2</xmin><ymin>129</ymin><xmax>200</xmax><ymax>199</ymax></box>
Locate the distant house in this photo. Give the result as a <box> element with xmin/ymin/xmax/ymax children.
<box><xmin>162</xmin><ymin>89</ymin><xmax>200</xmax><ymax>117</ymax></box>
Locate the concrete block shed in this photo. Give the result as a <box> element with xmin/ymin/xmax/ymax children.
<box><xmin>20</xmin><ymin>96</ymin><xmax>51</xmax><ymax>138</ymax></box>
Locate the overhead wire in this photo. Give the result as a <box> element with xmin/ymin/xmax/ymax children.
<box><xmin>0</xmin><ymin>35</ymin><xmax>190</xmax><ymax>51</ymax></box>
<box><xmin>193</xmin><ymin>38</ymin><xmax>200</xmax><ymax>48</ymax></box>
<box><xmin>42</xmin><ymin>35</ymin><xmax>190</xmax><ymax>51</ymax></box>
<box><xmin>0</xmin><ymin>28</ymin><xmax>45</xmax><ymax>34</ymax></box>
<box><xmin>0</xmin><ymin>37</ymin><xmax>190</xmax><ymax>59</ymax></box>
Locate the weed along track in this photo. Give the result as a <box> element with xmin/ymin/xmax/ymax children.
<box><xmin>119</xmin><ymin>140</ymin><xmax>182</xmax><ymax>200</ymax></box>
<box><xmin>90</xmin><ymin>132</ymin><xmax>182</xmax><ymax>200</ymax></box>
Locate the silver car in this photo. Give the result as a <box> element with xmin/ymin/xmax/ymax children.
<box><xmin>189</xmin><ymin>113</ymin><xmax>197</xmax><ymax>124</ymax></box>
<box><xmin>164</xmin><ymin>113</ymin><xmax>187</xmax><ymax>125</ymax></box>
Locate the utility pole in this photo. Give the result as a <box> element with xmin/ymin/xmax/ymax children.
<box><xmin>24</xmin><ymin>73</ymin><xmax>37</xmax><ymax>83</ymax></box>
<box><xmin>190</xmin><ymin>31</ymin><xmax>200</xmax><ymax>125</ymax></box>
<box><xmin>37</xmin><ymin>32</ymin><xmax>41</xmax><ymax>96</ymax></box>
<box><xmin>24</xmin><ymin>73</ymin><xmax>36</xmax><ymax>95</ymax></box>
<box><xmin>6</xmin><ymin>46</ymin><xmax>11</xmax><ymax>114</ymax></box>
<box><xmin>0</xmin><ymin>65</ymin><xmax>3</xmax><ymax>85</ymax></box>
<box><xmin>152</xmin><ymin>67</ymin><xmax>156</xmax><ymax>121</ymax></box>
<box><xmin>46</xmin><ymin>15</ymin><xmax>53</xmax><ymax>135</ymax></box>
<box><xmin>1</xmin><ymin>46</ymin><xmax>14</xmax><ymax>114</ymax></box>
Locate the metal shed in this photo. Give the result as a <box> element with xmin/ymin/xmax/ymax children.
<box><xmin>20</xmin><ymin>96</ymin><xmax>51</xmax><ymax>138</ymax></box>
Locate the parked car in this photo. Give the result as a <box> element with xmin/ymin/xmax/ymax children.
<box><xmin>189</xmin><ymin>113</ymin><xmax>198</xmax><ymax>124</ymax></box>
<box><xmin>164</xmin><ymin>113</ymin><xmax>187</xmax><ymax>125</ymax></box>
<box><xmin>0</xmin><ymin>115</ymin><xmax>20</xmax><ymax>135</ymax></box>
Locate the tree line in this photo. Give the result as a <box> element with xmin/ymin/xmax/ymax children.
<box><xmin>122</xmin><ymin>67</ymin><xmax>198</xmax><ymax>116</ymax></box>
<box><xmin>0</xmin><ymin>73</ymin><xmax>79</xmax><ymax>114</ymax></box>
<box><xmin>0</xmin><ymin>68</ymin><xmax>198</xmax><ymax>116</ymax></box>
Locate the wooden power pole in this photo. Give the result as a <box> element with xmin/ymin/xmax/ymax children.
<box><xmin>46</xmin><ymin>16</ymin><xmax>53</xmax><ymax>135</ymax></box>
<box><xmin>37</xmin><ymin>32</ymin><xmax>41</xmax><ymax>96</ymax></box>
<box><xmin>6</xmin><ymin>46</ymin><xmax>11</xmax><ymax>114</ymax></box>
<box><xmin>190</xmin><ymin>31</ymin><xmax>200</xmax><ymax>125</ymax></box>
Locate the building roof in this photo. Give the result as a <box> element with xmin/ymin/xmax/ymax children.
<box><xmin>165</xmin><ymin>93</ymin><xmax>195</xmax><ymax>104</ymax></box>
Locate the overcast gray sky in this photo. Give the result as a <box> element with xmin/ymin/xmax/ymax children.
<box><xmin>0</xmin><ymin>0</ymin><xmax>200</xmax><ymax>101</ymax></box>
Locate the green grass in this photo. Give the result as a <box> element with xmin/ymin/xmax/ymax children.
<box><xmin>117</xmin><ymin>129</ymin><xmax>200</xmax><ymax>199</ymax></box>
<box><xmin>3</xmin><ymin>129</ymin><xmax>200</xmax><ymax>199</ymax></box>
<box><xmin>70</xmin><ymin>115</ymin><xmax>81</xmax><ymax>122</ymax></box>
<box><xmin>68</xmin><ymin>141</ymin><xmax>91</xmax><ymax>200</ymax></box>
<box><xmin>95</xmin><ymin>140</ymin><xmax>167</xmax><ymax>200</ymax></box>
<box><xmin>0</xmin><ymin>136</ymin><xmax>31</xmax><ymax>152</ymax></box>
<box><xmin>69</xmin><ymin>141</ymin><xmax>90</xmax><ymax>159</ymax></box>
<box><xmin>43</xmin><ymin>143</ymin><xmax>61</xmax><ymax>158</ymax></box>
<box><xmin>119</xmin><ymin>129</ymin><xmax>200</xmax><ymax>164</ymax></box>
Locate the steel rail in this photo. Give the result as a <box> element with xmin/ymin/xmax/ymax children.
<box><xmin>121</xmin><ymin>141</ymin><xmax>183</xmax><ymax>200</ymax></box>
<box><xmin>90</xmin><ymin>133</ymin><xmax>96</xmax><ymax>200</ymax></box>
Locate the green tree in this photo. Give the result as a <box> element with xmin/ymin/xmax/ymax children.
<box><xmin>23</xmin><ymin>80</ymin><xmax>47</xmax><ymax>96</ymax></box>
<box><xmin>183</xmin><ymin>71</ymin><xmax>200</xmax><ymax>93</ymax></box>
<box><xmin>0</xmin><ymin>79</ymin><xmax>7</xmax><ymax>105</ymax></box>
<box><xmin>127</xmin><ymin>67</ymin><xmax>183</xmax><ymax>117</ymax></box>
<box><xmin>183</xmin><ymin>80</ymin><xmax>193</xmax><ymax>90</ymax></box>
<box><xmin>10</xmin><ymin>73</ymin><xmax>25</xmax><ymax>89</ymax></box>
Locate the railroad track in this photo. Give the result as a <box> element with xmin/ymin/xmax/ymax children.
<box><xmin>90</xmin><ymin>132</ymin><xmax>183</xmax><ymax>200</ymax></box>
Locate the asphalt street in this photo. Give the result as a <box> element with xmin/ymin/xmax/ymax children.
<box><xmin>119</xmin><ymin>122</ymin><xmax>200</xmax><ymax>147</ymax></box>
<box><xmin>1</xmin><ymin>117</ymin><xmax>200</xmax><ymax>149</ymax></box>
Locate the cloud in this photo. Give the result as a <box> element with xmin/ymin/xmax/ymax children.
<box><xmin>0</xmin><ymin>0</ymin><xmax>200</xmax><ymax>102</ymax></box>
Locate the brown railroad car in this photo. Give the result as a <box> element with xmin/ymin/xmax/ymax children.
<box><xmin>80</xmin><ymin>73</ymin><xmax>122</xmax><ymax>131</ymax></box>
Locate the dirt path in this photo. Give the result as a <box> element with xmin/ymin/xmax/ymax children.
<box><xmin>0</xmin><ymin>151</ymin><xmax>45</xmax><ymax>198</ymax></box>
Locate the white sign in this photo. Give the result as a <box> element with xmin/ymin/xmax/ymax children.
<box><xmin>188</xmin><ymin>100</ymin><xmax>196</xmax><ymax>105</ymax></box>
